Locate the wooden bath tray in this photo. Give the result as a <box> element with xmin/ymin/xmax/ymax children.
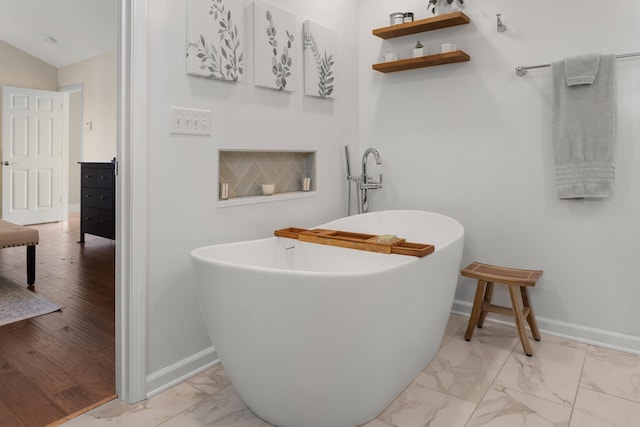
<box><xmin>274</xmin><ymin>227</ymin><xmax>435</xmax><ymax>257</ymax></box>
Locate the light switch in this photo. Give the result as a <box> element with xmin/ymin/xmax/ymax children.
<box><xmin>171</xmin><ymin>107</ymin><xmax>211</xmax><ymax>136</ymax></box>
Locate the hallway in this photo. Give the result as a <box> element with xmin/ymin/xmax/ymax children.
<box><xmin>0</xmin><ymin>213</ymin><xmax>116</xmax><ymax>426</ymax></box>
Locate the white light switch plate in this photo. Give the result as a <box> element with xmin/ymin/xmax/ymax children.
<box><xmin>171</xmin><ymin>107</ymin><xmax>211</xmax><ymax>136</ymax></box>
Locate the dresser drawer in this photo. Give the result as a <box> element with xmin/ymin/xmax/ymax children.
<box><xmin>81</xmin><ymin>187</ymin><xmax>113</xmax><ymax>209</ymax></box>
<box><xmin>81</xmin><ymin>206</ymin><xmax>115</xmax><ymax>239</ymax></box>
<box><xmin>81</xmin><ymin>167</ymin><xmax>114</xmax><ymax>189</ymax></box>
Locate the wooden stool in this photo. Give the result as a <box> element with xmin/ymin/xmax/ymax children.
<box><xmin>461</xmin><ymin>262</ymin><xmax>543</xmax><ymax>356</ymax></box>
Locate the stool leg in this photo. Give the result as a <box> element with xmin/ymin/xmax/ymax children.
<box><xmin>477</xmin><ymin>282</ymin><xmax>494</xmax><ymax>328</ymax></box>
<box><xmin>465</xmin><ymin>280</ymin><xmax>487</xmax><ymax>341</ymax></box>
<box><xmin>509</xmin><ymin>285</ymin><xmax>533</xmax><ymax>356</ymax></box>
<box><xmin>520</xmin><ymin>287</ymin><xmax>541</xmax><ymax>341</ymax></box>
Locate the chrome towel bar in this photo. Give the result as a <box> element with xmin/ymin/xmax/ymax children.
<box><xmin>516</xmin><ymin>51</ymin><xmax>640</xmax><ymax>76</ymax></box>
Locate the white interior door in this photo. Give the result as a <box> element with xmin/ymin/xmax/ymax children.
<box><xmin>2</xmin><ymin>86</ymin><xmax>64</xmax><ymax>225</ymax></box>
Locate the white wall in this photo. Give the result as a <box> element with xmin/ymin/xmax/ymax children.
<box><xmin>143</xmin><ymin>0</ymin><xmax>359</xmax><ymax>393</ymax></box>
<box><xmin>0</xmin><ymin>40</ymin><xmax>59</xmax><ymax>90</ymax></box>
<box><xmin>359</xmin><ymin>0</ymin><xmax>640</xmax><ymax>350</ymax></box>
<box><xmin>59</xmin><ymin>51</ymin><xmax>117</xmax><ymax>162</ymax></box>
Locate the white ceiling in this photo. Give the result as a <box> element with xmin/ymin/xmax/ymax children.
<box><xmin>0</xmin><ymin>0</ymin><xmax>117</xmax><ymax>68</ymax></box>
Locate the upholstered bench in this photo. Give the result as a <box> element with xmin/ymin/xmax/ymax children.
<box><xmin>0</xmin><ymin>220</ymin><xmax>39</xmax><ymax>285</ymax></box>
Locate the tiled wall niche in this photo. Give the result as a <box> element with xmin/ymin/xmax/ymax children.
<box><xmin>219</xmin><ymin>150</ymin><xmax>316</xmax><ymax>200</ymax></box>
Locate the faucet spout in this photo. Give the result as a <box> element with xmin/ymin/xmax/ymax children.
<box><xmin>359</xmin><ymin>147</ymin><xmax>383</xmax><ymax>214</ymax></box>
<box><xmin>362</xmin><ymin>148</ymin><xmax>382</xmax><ymax>177</ymax></box>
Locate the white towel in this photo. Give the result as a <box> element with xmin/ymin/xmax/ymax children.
<box><xmin>551</xmin><ymin>54</ymin><xmax>616</xmax><ymax>199</ymax></box>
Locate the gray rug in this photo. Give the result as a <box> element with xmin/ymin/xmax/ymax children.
<box><xmin>0</xmin><ymin>277</ymin><xmax>62</xmax><ymax>326</ymax></box>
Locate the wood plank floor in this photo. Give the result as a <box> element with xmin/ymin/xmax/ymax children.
<box><xmin>0</xmin><ymin>213</ymin><xmax>115</xmax><ymax>427</ymax></box>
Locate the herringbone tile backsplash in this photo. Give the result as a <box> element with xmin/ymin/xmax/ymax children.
<box><xmin>219</xmin><ymin>151</ymin><xmax>315</xmax><ymax>199</ymax></box>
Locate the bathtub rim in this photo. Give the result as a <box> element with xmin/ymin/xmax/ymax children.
<box><xmin>190</xmin><ymin>238</ymin><xmax>419</xmax><ymax>278</ymax></box>
<box><xmin>190</xmin><ymin>209</ymin><xmax>464</xmax><ymax>277</ymax></box>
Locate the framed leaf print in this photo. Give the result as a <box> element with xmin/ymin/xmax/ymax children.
<box><xmin>303</xmin><ymin>20</ymin><xmax>336</xmax><ymax>99</ymax></box>
<box><xmin>253</xmin><ymin>1</ymin><xmax>297</xmax><ymax>91</ymax></box>
<box><xmin>186</xmin><ymin>0</ymin><xmax>244</xmax><ymax>82</ymax></box>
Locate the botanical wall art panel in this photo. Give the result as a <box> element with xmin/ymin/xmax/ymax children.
<box><xmin>253</xmin><ymin>1</ymin><xmax>297</xmax><ymax>91</ymax></box>
<box><xmin>303</xmin><ymin>20</ymin><xmax>336</xmax><ymax>99</ymax></box>
<box><xmin>186</xmin><ymin>0</ymin><xmax>244</xmax><ymax>81</ymax></box>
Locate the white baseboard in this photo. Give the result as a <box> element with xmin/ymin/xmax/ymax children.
<box><xmin>145</xmin><ymin>347</ymin><xmax>220</xmax><ymax>398</ymax></box>
<box><xmin>68</xmin><ymin>204</ymin><xmax>81</xmax><ymax>212</ymax></box>
<box><xmin>144</xmin><ymin>302</ymin><xmax>640</xmax><ymax>399</ymax></box>
<box><xmin>452</xmin><ymin>299</ymin><xmax>640</xmax><ymax>355</ymax></box>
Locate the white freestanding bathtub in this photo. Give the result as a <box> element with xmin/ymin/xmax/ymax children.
<box><xmin>191</xmin><ymin>210</ymin><xmax>464</xmax><ymax>427</ymax></box>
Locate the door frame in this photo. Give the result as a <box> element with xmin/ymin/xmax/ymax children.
<box><xmin>116</xmin><ymin>0</ymin><xmax>148</xmax><ymax>403</ymax></box>
<box><xmin>59</xmin><ymin>83</ymin><xmax>82</xmax><ymax>214</ymax></box>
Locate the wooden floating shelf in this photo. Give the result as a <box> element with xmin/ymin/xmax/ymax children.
<box><xmin>372</xmin><ymin>12</ymin><xmax>470</xmax><ymax>39</ymax></box>
<box><xmin>372</xmin><ymin>50</ymin><xmax>470</xmax><ymax>73</ymax></box>
<box><xmin>274</xmin><ymin>227</ymin><xmax>435</xmax><ymax>258</ymax></box>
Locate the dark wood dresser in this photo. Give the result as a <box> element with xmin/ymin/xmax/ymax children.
<box><xmin>79</xmin><ymin>162</ymin><xmax>115</xmax><ymax>242</ymax></box>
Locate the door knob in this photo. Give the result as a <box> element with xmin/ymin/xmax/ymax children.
<box><xmin>2</xmin><ymin>161</ymin><xmax>16</xmax><ymax>166</ymax></box>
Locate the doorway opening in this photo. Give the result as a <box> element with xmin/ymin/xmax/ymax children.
<box><xmin>0</xmin><ymin>10</ymin><xmax>122</xmax><ymax>427</ymax></box>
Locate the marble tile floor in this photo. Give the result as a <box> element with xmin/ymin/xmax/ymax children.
<box><xmin>60</xmin><ymin>314</ymin><xmax>640</xmax><ymax>427</ymax></box>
